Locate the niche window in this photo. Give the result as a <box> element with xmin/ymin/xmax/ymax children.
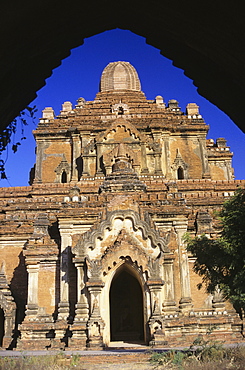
<box><xmin>61</xmin><ymin>170</ymin><xmax>67</xmax><ymax>183</ymax></box>
<box><xmin>177</xmin><ymin>167</ymin><xmax>184</xmax><ymax>180</ymax></box>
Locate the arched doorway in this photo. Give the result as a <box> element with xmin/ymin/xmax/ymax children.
<box><xmin>177</xmin><ymin>167</ymin><xmax>184</xmax><ymax>179</ymax></box>
<box><xmin>109</xmin><ymin>268</ymin><xmax>144</xmax><ymax>343</ymax></box>
<box><xmin>0</xmin><ymin>307</ymin><xmax>4</xmax><ymax>347</ymax></box>
<box><xmin>61</xmin><ymin>170</ymin><xmax>67</xmax><ymax>183</ymax></box>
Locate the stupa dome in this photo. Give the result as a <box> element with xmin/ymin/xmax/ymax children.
<box><xmin>100</xmin><ymin>61</ymin><xmax>141</xmax><ymax>92</ymax></box>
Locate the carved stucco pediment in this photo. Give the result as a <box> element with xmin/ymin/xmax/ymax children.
<box><xmin>100</xmin><ymin>228</ymin><xmax>150</xmax><ymax>272</ymax></box>
<box><xmin>171</xmin><ymin>149</ymin><xmax>188</xmax><ymax>171</ymax></box>
<box><xmin>96</xmin><ymin>118</ymin><xmax>148</xmax><ymax>143</ymax></box>
<box><xmin>55</xmin><ymin>158</ymin><xmax>70</xmax><ymax>174</ymax></box>
<box><xmin>73</xmin><ymin>210</ymin><xmax>170</xmax><ymax>261</ymax></box>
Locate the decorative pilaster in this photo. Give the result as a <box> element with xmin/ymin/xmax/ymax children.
<box><xmin>33</xmin><ymin>140</ymin><xmax>45</xmax><ymax>183</ymax></box>
<box><xmin>0</xmin><ymin>263</ymin><xmax>16</xmax><ymax>349</ymax></box>
<box><xmin>148</xmin><ymin>282</ymin><xmax>163</xmax><ymax>317</ymax></box>
<box><xmin>140</xmin><ymin>143</ymin><xmax>149</xmax><ymax>174</ymax></box>
<box><xmin>2</xmin><ymin>310</ymin><xmax>16</xmax><ymax>349</ymax></box>
<box><xmin>174</xmin><ymin>220</ymin><xmax>193</xmax><ymax>313</ymax></box>
<box><xmin>58</xmin><ymin>220</ymin><xmax>73</xmax><ymax>321</ymax></box>
<box><xmin>198</xmin><ymin>137</ymin><xmax>211</xmax><ymax>179</ymax></box>
<box><xmin>25</xmin><ymin>263</ymin><xmax>39</xmax><ymax>317</ymax></box>
<box><xmin>153</xmin><ymin>143</ymin><xmax>163</xmax><ymax>175</ymax></box>
<box><xmin>162</xmin><ymin>137</ymin><xmax>171</xmax><ymax>178</ymax></box>
<box><xmin>86</xmin><ymin>259</ymin><xmax>105</xmax><ymax>348</ymax></box>
<box><xmin>162</xmin><ymin>258</ymin><xmax>178</xmax><ymax>313</ymax></box>
<box><xmin>147</xmin><ymin>258</ymin><xmax>166</xmax><ymax>346</ymax></box>
<box><xmin>82</xmin><ymin>154</ymin><xmax>90</xmax><ymax>176</ymax></box>
<box><xmin>74</xmin><ymin>260</ymin><xmax>89</xmax><ymax>321</ymax></box>
<box><xmin>81</xmin><ymin>135</ymin><xmax>96</xmax><ymax>177</ymax></box>
<box><xmin>18</xmin><ymin>213</ymin><xmax>58</xmax><ymax>350</ymax></box>
<box><xmin>70</xmin><ymin>258</ymin><xmax>89</xmax><ymax>349</ymax></box>
<box><xmin>96</xmin><ymin>142</ymin><xmax>103</xmax><ymax>175</ymax></box>
<box><xmin>86</xmin><ymin>282</ymin><xmax>105</xmax><ymax>348</ymax></box>
<box><xmin>24</xmin><ymin>213</ymin><xmax>51</xmax><ymax>319</ymax></box>
<box><xmin>71</xmin><ymin>132</ymin><xmax>81</xmax><ymax>182</ymax></box>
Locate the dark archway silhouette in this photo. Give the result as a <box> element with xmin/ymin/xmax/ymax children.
<box><xmin>1</xmin><ymin>2</ymin><xmax>245</xmax><ymax>134</ymax></box>
<box><xmin>110</xmin><ymin>268</ymin><xmax>144</xmax><ymax>342</ymax></box>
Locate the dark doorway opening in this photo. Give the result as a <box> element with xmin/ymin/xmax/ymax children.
<box><xmin>61</xmin><ymin>171</ymin><xmax>67</xmax><ymax>183</ymax></box>
<box><xmin>0</xmin><ymin>308</ymin><xmax>4</xmax><ymax>347</ymax></box>
<box><xmin>110</xmin><ymin>268</ymin><xmax>144</xmax><ymax>342</ymax></box>
<box><xmin>177</xmin><ymin>167</ymin><xmax>184</xmax><ymax>179</ymax></box>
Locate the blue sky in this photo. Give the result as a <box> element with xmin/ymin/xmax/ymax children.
<box><xmin>1</xmin><ymin>29</ymin><xmax>245</xmax><ymax>187</ymax></box>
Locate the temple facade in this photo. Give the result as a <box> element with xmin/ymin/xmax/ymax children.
<box><xmin>0</xmin><ymin>61</ymin><xmax>244</xmax><ymax>349</ymax></box>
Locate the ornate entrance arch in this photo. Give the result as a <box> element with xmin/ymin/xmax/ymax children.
<box><xmin>73</xmin><ymin>209</ymin><xmax>171</xmax><ymax>347</ymax></box>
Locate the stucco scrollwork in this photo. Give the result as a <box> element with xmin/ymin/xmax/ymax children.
<box><xmin>86</xmin><ymin>258</ymin><xmax>102</xmax><ymax>281</ymax></box>
<box><xmin>73</xmin><ymin>210</ymin><xmax>170</xmax><ymax>259</ymax></box>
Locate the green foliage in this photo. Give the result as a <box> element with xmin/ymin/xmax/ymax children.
<box><xmin>172</xmin><ymin>351</ymin><xmax>186</xmax><ymax>367</ymax></box>
<box><xmin>185</xmin><ymin>188</ymin><xmax>245</xmax><ymax>311</ymax></box>
<box><xmin>1</xmin><ymin>347</ymin><xmax>245</xmax><ymax>370</ymax></box>
<box><xmin>70</xmin><ymin>353</ymin><xmax>81</xmax><ymax>366</ymax></box>
<box><xmin>0</xmin><ymin>352</ymin><xmax>73</xmax><ymax>369</ymax></box>
<box><xmin>0</xmin><ymin>106</ymin><xmax>37</xmax><ymax>179</ymax></box>
<box><xmin>150</xmin><ymin>350</ymin><xmax>187</xmax><ymax>368</ymax></box>
<box><xmin>150</xmin><ymin>351</ymin><xmax>167</xmax><ymax>365</ymax></box>
<box><xmin>149</xmin><ymin>334</ymin><xmax>245</xmax><ymax>369</ymax></box>
<box><xmin>188</xmin><ymin>335</ymin><xmax>225</xmax><ymax>362</ymax></box>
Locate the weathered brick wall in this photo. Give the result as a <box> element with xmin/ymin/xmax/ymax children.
<box><xmin>41</xmin><ymin>141</ymin><xmax>71</xmax><ymax>183</ymax></box>
<box><xmin>170</xmin><ymin>136</ymin><xmax>203</xmax><ymax>179</ymax></box>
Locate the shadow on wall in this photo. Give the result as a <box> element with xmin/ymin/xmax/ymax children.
<box><xmin>49</xmin><ymin>220</ymin><xmax>61</xmax><ymax>321</ymax></box>
<box><xmin>67</xmin><ymin>246</ymin><xmax>77</xmax><ymax>324</ymax></box>
<box><xmin>9</xmin><ymin>251</ymin><xmax>28</xmax><ymax>348</ymax></box>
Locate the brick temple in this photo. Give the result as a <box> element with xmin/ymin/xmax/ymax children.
<box><xmin>0</xmin><ymin>61</ymin><xmax>244</xmax><ymax>349</ymax></box>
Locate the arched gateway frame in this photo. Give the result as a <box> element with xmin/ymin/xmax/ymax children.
<box><xmin>73</xmin><ymin>210</ymin><xmax>170</xmax><ymax>348</ymax></box>
<box><xmin>98</xmin><ymin>256</ymin><xmax>151</xmax><ymax>347</ymax></box>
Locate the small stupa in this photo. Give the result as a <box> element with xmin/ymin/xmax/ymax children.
<box><xmin>99</xmin><ymin>143</ymin><xmax>146</xmax><ymax>193</ymax></box>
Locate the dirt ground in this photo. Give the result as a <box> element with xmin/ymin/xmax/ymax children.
<box><xmin>68</xmin><ymin>353</ymin><xmax>153</xmax><ymax>369</ymax></box>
